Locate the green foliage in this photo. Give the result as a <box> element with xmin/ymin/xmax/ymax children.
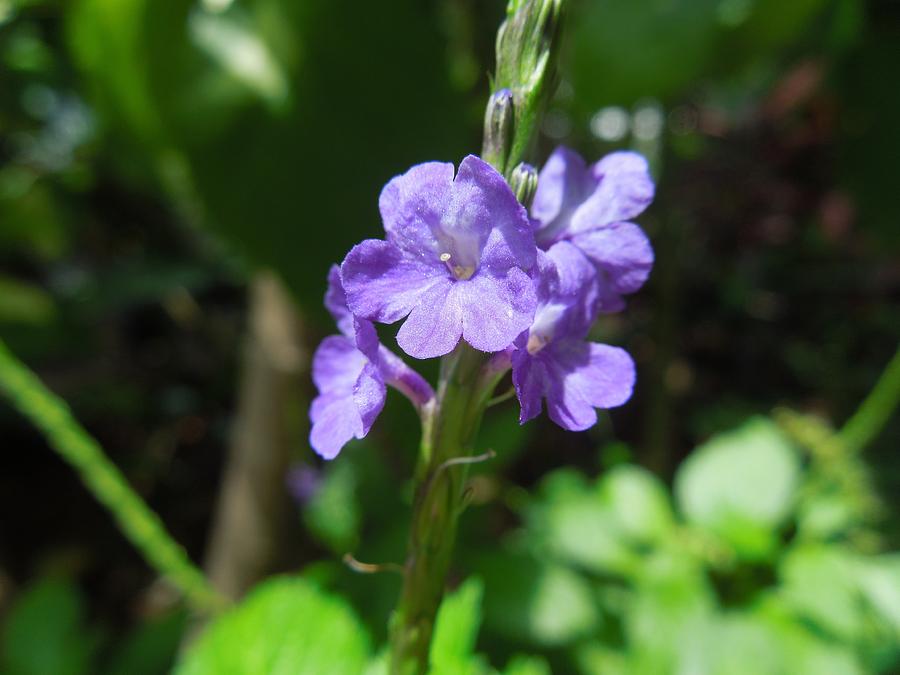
<box><xmin>466</xmin><ymin>413</ymin><xmax>900</xmax><ymax>673</ymax></box>
<box><xmin>675</xmin><ymin>417</ymin><xmax>799</xmax><ymax>560</ymax></box>
<box><xmin>65</xmin><ymin>0</ymin><xmax>471</xmax><ymax>309</ymax></box>
<box><xmin>174</xmin><ymin>577</ymin><xmax>371</xmax><ymax>675</ymax></box>
<box><xmin>0</xmin><ymin>339</ymin><xmax>226</xmax><ymax>613</ymax></box>
<box><xmin>429</xmin><ymin>577</ymin><xmax>484</xmax><ymax>675</ymax></box>
<box><xmin>0</xmin><ymin>579</ymin><xmax>98</xmax><ymax>675</ymax></box>
<box><xmin>103</xmin><ymin>610</ymin><xmax>187</xmax><ymax>675</ymax></box>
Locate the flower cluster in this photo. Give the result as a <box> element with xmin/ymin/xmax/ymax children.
<box><xmin>310</xmin><ymin>148</ymin><xmax>654</xmax><ymax>458</ymax></box>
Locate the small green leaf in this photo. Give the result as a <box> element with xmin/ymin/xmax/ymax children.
<box><xmin>174</xmin><ymin>577</ymin><xmax>370</xmax><ymax>675</ymax></box>
<box><xmin>1</xmin><ymin>578</ymin><xmax>98</xmax><ymax>675</ymax></box>
<box><xmin>674</xmin><ymin>417</ymin><xmax>800</xmax><ymax>559</ymax></box>
<box><xmin>597</xmin><ymin>465</ymin><xmax>674</xmax><ymax>545</ymax></box>
<box><xmin>429</xmin><ymin>577</ymin><xmax>484</xmax><ymax>675</ymax></box>
<box><xmin>502</xmin><ymin>654</ymin><xmax>551</xmax><ymax>675</ymax></box>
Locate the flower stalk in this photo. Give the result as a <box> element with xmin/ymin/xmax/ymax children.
<box><xmin>387</xmin><ymin>3</ymin><xmax>566</xmax><ymax>673</ymax></box>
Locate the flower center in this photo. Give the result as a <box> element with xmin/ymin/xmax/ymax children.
<box><xmin>525</xmin><ymin>302</ymin><xmax>567</xmax><ymax>355</ymax></box>
<box><xmin>526</xmin><ymin>333</ymin><xmax>548</xmax><ymax>355</ymax></box>
<box><xmin>440</xmin><ymin>252</ymin><xmax>475</xmax><ymax>281</ymax></box>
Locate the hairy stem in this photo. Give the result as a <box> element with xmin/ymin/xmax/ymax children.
<box><xmin>389</xmin><ymin>345</ymin><xmax>502</xmax><ymax>675</ymax></box>
<box><xmin>0</xmin><ymin>339</ymin><xmax>227</xmax><ymax>614</ymax></box>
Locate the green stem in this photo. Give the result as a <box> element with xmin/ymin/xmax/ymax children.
<box><xmin>839</xmin><ymin>343</ymin><xmax>900</xmax><ymax>454</ymax></box>
<box><xmin>388</xmin><ymin>345</ymin><xmax>502</xmax><ymax>675</ymax></box>
<box><xmin>0</xmin><ymin>339</ymin><xmax>227</xmax><ymax>614</ymax></box>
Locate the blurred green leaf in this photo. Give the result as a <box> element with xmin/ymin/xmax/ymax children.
<box><xmin>501</xmin><ymin>654</ymin><xmax>551</xmax><ymax>675</ymax></box>
<box><xmin>302</xmin><ymin>460</ymin><xmax>361</xmax><ymax>555</ymax></box>
<box><xmin>567</xmin><ymin>0</ymin><xmax>719</xmax><ymax>110</ymax></box>
<box><xmin>597</xmin><ymin>465</ymin><xmax>674</xmax><ymax>545</ymax></box>
<box><xmin>674</xmin><ymin>417</ymin><xmax>800</xmax><ymax>560</ymax></box>
<box><xmin>0</xmin><ymin>275</ymin><xmax>56</xmax><ymax>325</ymax></box>
<box><xmin>624</xmin><ymin>550</ymin><xmax>716</xmax><ymax>672</ymax></box>
<box><xmin>526</xmin><ymin>469</ymin><xmax>627</xmax><ymax>572</ymax></box>
<box><xmin>1</xmin><ymin>579</ymin><xmax>98</xmax><ymax>675</ymax></box>
<box><xmin>103</xmin><ymin>610</ymin><xmax>186</xmax><ymax>675</ymax></box>
<box><xmin>174</xmin><ymin>577</ymin><xmax>370</xmax><ymax>675</ymax></box>
<box><xmin>476</xmin><ymin>552</ymin><xmax>598</xmax><ymax>647</ymax></box>
<box><xmin>429</xmin><ymin>577</ymin><xmax>484</xmax><ymax>675</ymax></box>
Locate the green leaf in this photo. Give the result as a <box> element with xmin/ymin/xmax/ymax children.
<box><xmin>476</xmin><ymin>552</ymin><xmax>598</xmax><ymax>647</ymax></box>
<box><xmin>174</xmin><ymin>577</ymin><xmax>370</xmax><ymax>675</ymax></box>
<box><xmin>597</xmin><ymin>465</ymin><xmax>674</xmax><ymax>545</ymax></box>
<box><xmin>302</xmin><ymin>459</ymin><xmax>361</xmax><ymax>554</ymax></box>
<box><xmin>1</xmin><ymin>578</ymin><xmax>98</xmax><ymax>675</ymax></box>
<box><xmin>501</xmin><ymin>654</ymin><xmax>551</xmax><ymax>675</ymax></box>
<box><xmin>429</xmin><ymin>577</ymin><xmax>484</xmax><ymax>675</ymax></box>
<box><xmin>0</xmin><ymin>275</ymin><xmax>57</xmax><ymax>325</ymax></box>
<box><xmin>674</xmin><ymin>417</ymin><xmax>800</xmax><ymax>559</ymax></box>
<box><xmin>103</xmin><ymin>610</ymin><xmax>186</xmax><ymax>675</ymax></box>
<box><xmin>527</xmin><ymin>470</ymin><xmax>623</xmax><ymax>571</ymax></box>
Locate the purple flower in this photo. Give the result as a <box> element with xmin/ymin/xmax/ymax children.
<box><xmin>309</xmin><ymin>266</ymin><xmax>434</xmax><ymax>459</ymax></box>
<box><xmin>531</xmin><ymin>146</ymin><xmax>655</xmax><ymax>313</ymax></box>
<box><xmin>341</xmin><ymin>155</ymin><xmax>538</xmax><ymax>359</ymax></box>
<box><xmin>511</xmin><ymin>242</ymin><xmax>635</xmax><ymax>431</ymax></box>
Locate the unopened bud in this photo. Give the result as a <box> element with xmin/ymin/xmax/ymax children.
<box><xmin>482</xmin><ymin>88</ymin><xmax>514</xmax><ymax>173</ymax></box>
<box><xmin>509</xmin><ymin>162</ymin><xmax>538</xmax><ymax>209</ymax></box>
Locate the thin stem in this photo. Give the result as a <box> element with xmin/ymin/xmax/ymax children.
<box><xmin>839</xmin><ymin>343</ymin><xmax>900</xmax><ymax>454</ymax></box>
<box><xmin>0</xmin><ymin>339</ymin><xmax>227</xmax><ymax>614</ymax></box>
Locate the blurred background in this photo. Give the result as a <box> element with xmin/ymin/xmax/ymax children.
<box><xmin>1</xmin><ymin>0</ymin><xmax>899</xmax><ymax>673</ymax></box>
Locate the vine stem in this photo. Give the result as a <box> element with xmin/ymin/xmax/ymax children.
<box><xmin>0</xmin><ymin>339</ymin><xmax>227</xmax><ymax>614</ymax></box>
<box><xmin>839</xmin><ymin>343</ymin><xmax>900</xmax><ymax>454</ymax></box>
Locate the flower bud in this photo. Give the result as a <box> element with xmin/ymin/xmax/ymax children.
<box><xmin>509</xmin><ymin>162</ymin><xmax>538</xmax><ymax>209</ymax></box>
<box><xmin>482</xmin><ymin>88</ymin><xmax>514</xmax><ymax>173</ymax></box>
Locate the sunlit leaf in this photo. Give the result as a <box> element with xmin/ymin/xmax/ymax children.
<box><xmin>174</xmin><ymin>577</ymin><xmax>370</xmax><ymax>675</ymax></box>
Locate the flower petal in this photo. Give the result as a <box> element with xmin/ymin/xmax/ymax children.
<box><xmin>395</xmin><ymin>277</ymin><xmax>461</xmax><ymax>358</ymax></box>
<box><xmin>570</xmin><ymin>221</ymin><xmax>654</xmax><ymax>296</ymax></box>
<box><xmin>311</xmin><ymin>335</ymin><xmax>368</xmax><ymax>394</ymax></box>
<box><xmin>309</xmin><ymin>391</ymin><xmax>363</xmax><ymax>460</ymax></box>
<box><xmin>376</xmin><ymin>345</ymin><xmax>435</xmax><ymax>407</ymax></box>
<box><xmin>379</xmin><ymin>161</ymin><xmax>454</xmax><ymax>259</ymax></box>
<box><xmin>454</xmin><ymin>155</ymin><xmax>536</xmax><ymax>272</ymax></box>
<box><xmin>353</xmin><ymin>361</ymin><xmax>387</xmax><ymax>434</ymax></box>
<box><xmin>324</xmin><ymin>264</ymin><xmax>354</xmax><ymax>338</ymax></box>
<box><xmin>511</xmin><ymin>338</ymin><xmax>546</xmax><ymax>424</ymax></box>
<box><xmin>531</xmin><ymin>146</ymin><xmax>594</xmax><ymax>245</ymax></box>
<box><xmin>341</xmin><ymin>239</ymin><xmax>443</xmax><ymax>323</ymax></box>
<box><xmin>544</xmin><ymin>340</ymin><xmax>635</xmax><ymax>430</ymax></box>
<box><xmin>569</xmin><ymin>152</ymin><xmax>654</xmax><ymax>235</ymax></box>
<box><xmin>458</xmin><ymin>267</ymin><xmax>536</xmax><ymax>353</ymax></box>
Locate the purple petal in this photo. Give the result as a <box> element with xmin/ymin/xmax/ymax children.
<box><xmin>312</xmin><ymin>335</ymin><xmax>368</xmax><ymax>394</ymax></box>
<box><xmin>324</xmin><ymin>265</ymin><xmax>354</xmax><ymax>338</ymax></box>
<box><xmin>569</xmin><ymin>152</ymin><xmax>654</xmax><ymax>235</ymax></box>
<box><xmin>570</xmin><ymin>221</ymin><xmax>654</xmax><ymax>295</ymax></box>
<box><xmin>544</xmin><ymin>340</ymin><xmax>635</xmax><ymax>431</ymax></box>
<box><xmin>353</xmin><ymin>317</ymin><xmax>380</xmax><ymax>362</ymax></box>
<box><xmin>309</xmin><ymin>391</ymin><xmax>363</xmax><ymax>459</ymax></box>
<box><xmin>458</xmin><ymin>268</ymin><xmax>536</xmax><ymax>353</ymax></box>
<box><xmin>353</xmin><ymin>361</ymin><xmax>387</xmax><ymax>434</ymax></box>
<box><xmin>511</xmin><ymin>338</ymin><xmax>546</xmax><ymax>424</ymax></box>
<box><xmin>454</xmin><ymin>155</ymin><xmax>536</xmax><ymax>272</ymax></box>
<box><xmin>511</xmin><ymin>338</ymin><xmax>635</xmax><ymax>432</ymax></box>
<box><xmin>341</xmin><ymin>239</ymin><xmax>444</xmax><ymax>323</ymax></box>
<box><xmin>309</xmin><ymin>335</ymin><xmax>383</xmax><ymax>459</ymax></box>
<box><xmin>531</xmin><ymin>146</ymin><xmax>595</xmax><ymax>246</ymax></box>
<box><xmin>396</xmin><ymin>278</ymin><xmax>461</xmax><ymax>358</ymax></box>
<box><xmin>376</xmin><ymin>345</ymin><xmax>435</xmax><ymax>408</ymax></box>
<box><xmin>379</xmin><ymin>161</ymin><xmax>454</xmax><ymax>259</ymax></box>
